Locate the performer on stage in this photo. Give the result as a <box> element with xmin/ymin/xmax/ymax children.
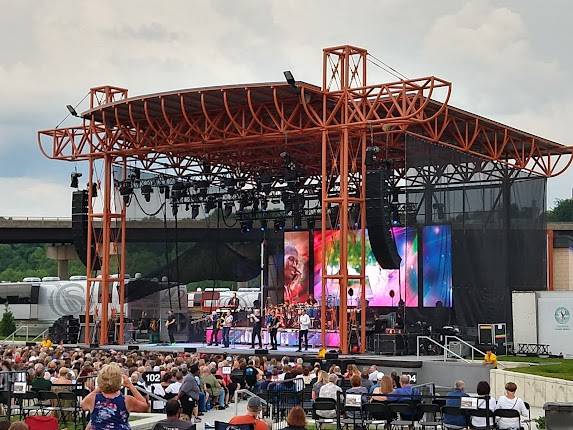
<box><xmin>297</xmin><ymin>308</ymin><xmax>311</xmax><ymax>352</ymax></box>
<box><xmin>208</xmin><ymin>310</ymin><xmax>221</xmax><ymax>346</ymax></box>
<box><xmin>166</xmin><ymin>310</ymin><xmax>176</xmax><ymax>344</ymax></box>
<box><xmin>269</xmin><ymin>310</ymin><xmax>281</xmax><ymax>350</ymax></box>
<box><xmin>249</xmin><ymin>308</ymin><xmax>262</xmax><ymax>349</ymax></box>
<box><xmin>306</xmin><ymin>294</ymin><xmax>318</xmax><ymax>306</ymax></box>
<box><xmin>222</xmin><ymin>310</ymin><xmax>233</xmax><ymax>348</ymax></box>
<box><xmin>228</xmin><ymin>292</ymin><xmax>240</xmax><ymax>311</ymax></box>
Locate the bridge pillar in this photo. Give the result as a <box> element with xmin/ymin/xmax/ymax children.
<box><xmin>46</xmin><ymin>245</ymin><xmax>78</xmax><ymax>280</ymax></box>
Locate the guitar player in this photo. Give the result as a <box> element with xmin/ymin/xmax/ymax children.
<box><xmin>165</xmin><ymin>310</ymin><xmax>177</xmax><ymax>344</ymax></box>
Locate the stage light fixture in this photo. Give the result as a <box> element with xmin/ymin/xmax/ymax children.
<box><xmin>365</xmin><ymin>146</ymin><xmax>381</xmax><ymax>166</ymax></box>
<box><xmin>283</xmin><ymin>71</ymin><xmax>296</xmax><ymax>88</ymax></box>
<box><xmin>185</xmin><ymin>203</ymin><xmax>190</xmax><ymax>211</ymax></box>
<box><xmin>224</xmin><ymin>202</ymin><xmax>234</xmax><ymax>217</ymax></box>
<box><xmin>141</xmin><ymin>184</ymin><xmax>153</xmax><ymax>202</ymax></box>
<box><xmin>307</xmin><ymin>218</ymin><xmax>316</xmax><ymax>230</ymax></box>
<box><xmin>171</xmin><ymin>203</ymin><xmax>178</xmax><ymax>217</ymax></box>
<box><xmin>274</xmin><ymin>219</ymin><xmax>286</xmax><ymax>232</ymax></box>
<box><xmin>205</xmin><ymin>197</ymin><xmax>217</xmax><ymax>213</ymax></box>
<box><xmin>260</xmin><ymin>219</ymin><xmax>268</xmax><ymax>231</ymax></box>
<box><xmin>119</xmin><ymin>183</ymin><xmax>133</xmax><ymax>205</ymax></box>
<box><xmin>70</xmin><ymin>172</ymin><xmax>82</xmax><ymax>188</ymax></box>
<box><xmin>240</xmin><ymin>220</ymin><xmax>253</xmax><ymax>233</ymax></box>
<box><xmin>293</xmin><ymin>212</ymin><xmax>302</xmax><ymax>230</ymax></box>
<box><xmin>171</xmin><ymin>181</ymin><xmax>185</xmax><ymax>199</ymax></box>
<box><xmin>391</xmin><ymin>205</ymin><xmax>401</xmax><ymax>226</ymax></box>
<box><xmin>91</xmin><ymin>182</ymin><xmax>98</xmax><ymax>198</ymax></box>
<box><xmin>191</xmin><ymin>205</ymin><xmax>200</xmax><ymax>219</ymax></box>
<box><xmin>66</xmin><ymin>105</ymin><xmax>79</xmax><ymax>117</ymax></box>
<box><xmin>260</xmin><ymin>197</ymin><xmax>268</xmax><ymax>211</ymax></box>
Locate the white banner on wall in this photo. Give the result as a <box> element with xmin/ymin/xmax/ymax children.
<box><xmin>537</xmin><ymin>295</ymin><xmax>573</xmax><ymax>356</ymax></box>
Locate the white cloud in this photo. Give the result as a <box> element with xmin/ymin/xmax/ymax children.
<box><xmin>0</xmin><ymin>177</ymin><xmax>71</xmax><ymax>218</ymax></box>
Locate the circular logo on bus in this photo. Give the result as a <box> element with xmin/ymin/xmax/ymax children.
<box><xmin>555</xmin><ymin>307</ymin><xmax>571</xmax><ymax>325</ymax></box>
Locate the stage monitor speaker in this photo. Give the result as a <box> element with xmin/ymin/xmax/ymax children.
<box><xmin>255</xmin><ymin>349</ymin><xmax>269</xmax><ymax>355</ymax></box>
<box><xmin>25</xmin><ymin>342</ymin><xmax>36</xmax><ymax>347</ymax></box>
<box><xmin>325</xmin><ymin>351</ymin><xmax>339</xmax><ymax>360</ymax></box>
<box><xmin>128</xmin><ymin>345</ymin><xmax>139</xmax><ymax>351</ymax></box>
<box><xmin>184</xmin><ymin>347</ymin><xmax>197</xmax><ymax>353</ymax></box>
<box><xmin>90</xmin><ymin>343</ymin><xmax>99</xmax><ymax>348</ymax></box>
<box><xmin>365</xmin><ymin>165</ymin><xmax>401</xmax><ymax>269</ymax></box>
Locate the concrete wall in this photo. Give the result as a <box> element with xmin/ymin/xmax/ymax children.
<box><xmin>491</xmin><ymin>368</ymin><xmax>573</xmax><ymax>409</ymax></box>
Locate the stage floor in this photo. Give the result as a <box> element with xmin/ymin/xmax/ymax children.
<box><xmin>72</xmin><ymin>341</ymin><xmax>444</xmax><ymax>368</ymax></box>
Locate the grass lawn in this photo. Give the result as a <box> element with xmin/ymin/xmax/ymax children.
<box><xmin>497</xmin><ymin>355</ymin><xmax>573</xmax><ymax>381</ymax></box>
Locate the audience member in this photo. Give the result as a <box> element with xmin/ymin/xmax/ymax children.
<box><xmin>472</xmin><ymin>380</ymin><xmax>496</xmax><ymax>429</ymax></box>
<box><xmin>371</xmin><ymin>375</ymin><xmax>393</xmax><ymax>402</ymax></box>
<box><xmin>443</xmin><ymin>380</ymin><xmax>468</xmax><ymax>428</ymax></box>
<box><xmin>317</xmin><ymin>374</ymin><xmax>342</xmax><ymax>418</ymax></box>
<box><xmin>228</xmin><ymin>397</ymin><xmax>269</xmax><ymax>430</ymax></box>
<box><xmin>312</xmin><ymin>371</ymin><xmax>328</xmax><ymax>400</ymax></box>
<box><xmin>496</xmin><ymin>382</ymin><xmax>528</xmax><ymax>429</ymax></box>
<box><xmin>283</xmin><ymin>406</ymin><xmax>306</xmax><ymax>430</ymax></box>
<box><xmin>152</xmin><ymin>398</ymin><xmax>195</xmax><ymax>430</ymax></box>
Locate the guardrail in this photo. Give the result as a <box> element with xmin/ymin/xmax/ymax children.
<box><xmin>416</xmin><ymin>335</ymin><xmax>470</xmax><ymax>363</ymax></box>
<box><xmin>234</xmin><ymin>389</ymin><xmax>267</xmax><ymax>418</ymax></box>
<box><xmin>1</xmin><ymin>326</ymin><xmax>48</xmax><ymax>344</ymax></box>
<box><xmin>445</xmin><ymin>335</ymin><xmax>487</xmax><ymax>361</ymax></box>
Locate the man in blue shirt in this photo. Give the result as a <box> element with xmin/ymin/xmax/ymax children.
<box><xmin>443</xmin><ymin>380</ymin><xmax>468</xmax><ymax>428</ymax></box>
<box><xmin>387</xmin><ymin>374</ymin><xmax>418</xmax><ymax>401</ymax></box>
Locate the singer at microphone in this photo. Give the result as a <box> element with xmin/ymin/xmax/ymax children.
<box><xmin>284</xmin><ymin>245</ymin><xmax>308</xmax><ymax>303</ymax></box>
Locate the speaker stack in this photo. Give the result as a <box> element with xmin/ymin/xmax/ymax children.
<box><xmin>48</xmin><ymin>315</ymin><xmax>80</xmax><ymax>344</ymax></box>
<box><xmin>365</xmin><ymin>154</ymin><xmax>401</xmax><ymax>269</ymax></box>
<box><xmin>72</xmin><ymin>190</ymin><xmax>101</xmax><ymax>270</ymax></box>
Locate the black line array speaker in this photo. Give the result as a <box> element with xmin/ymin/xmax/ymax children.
<box><xmin>72</xmin><ymin>190</ymin><xmax>101</xmax><ymax>270</ymax></box>
<box><xmin>365</xmin><ymin>162</ymin><xmax>401</xmax><ymax>269</ymax></box>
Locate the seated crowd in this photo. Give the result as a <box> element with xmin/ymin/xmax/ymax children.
<box><xmin>0</xmin><ymin>345</ymin><xmax>529</xmax><ymax>429</ymax></box>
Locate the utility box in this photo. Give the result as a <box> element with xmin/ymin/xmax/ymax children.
<box><xmin>544</xmin><ymin>402</ymin><xmax>573</xmax><ymax>429</ymax></box>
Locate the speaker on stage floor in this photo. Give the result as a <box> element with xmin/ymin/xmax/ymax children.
<box><xmin>365</xmin><ymin>160</ymin><xmax>401</xmax><ymax>269</ymax></box>
<box><xmin>90</xmin><ymin>343</ymin><xmax>99</xmax><ymax>348</ymax></box>
<box><xmin>325</xmin><ymin>351</ymin><xmax>339</xmax><ymax>360</ymax></box>
<box><xmin>128</xmin><ymin>345</ymin><xmax>139</xmax><ymax>351</ymax></box>
<box><xmin>25</xmin><ymin>342</ymin><xmax>35</xmax><ymax>347</ymax></box>
<box><xmin>255</xmin><ymin>349</ymin><xmax>268</xmax><ymax>355</ymax></box>
<box><xmin>184</xmin><ymin>347</ymin><xmax>197</xmax><ymax>353</ymax></box>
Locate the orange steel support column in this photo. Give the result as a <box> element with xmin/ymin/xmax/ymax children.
<box><xmin>359</xmin><ymin>131</ymin><xmax>367</xmax><ymax>352</ymax></box>
<box><xmin>320</xmin><ymin>129</ymin><xmax>328</xmax><ymax>349</ymax></box>
<box><xmin>99</xmin><ymin>154</ymin><xmax>113</xmax><ymax>345</ymax></box>
<box><xmin>339</xmin><ymin>128</ymin><xmax>349</xmax><ymax>354</ymax></box>
<box><xmin>84</xmin><ymin>158</ymin><xmax>94</xmax><ymax>345</ymax></box>
<box><xmin>118</xmin><ymin>159</ymin><xmax>127</xmax><ymax>344</ymax></box>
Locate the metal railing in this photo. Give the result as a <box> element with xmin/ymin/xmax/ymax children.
<box><xmin>234</xmin><ymin>389</ymin><xmax>267</xmax><ymax>418</ymax></box>
<box><xmin>416</xmin><ymin>335</ymin><xmax>470</xmax><ymax>363</ymax></box>
<box><xmin>445</xmin><ymin>335</ymin><xmax>487</xmax><ymax>361</ymax></box>
<box><xmin>1</xmin><ymin>326</ymin><xmax>48</xmax><ymax>344</ymax></box>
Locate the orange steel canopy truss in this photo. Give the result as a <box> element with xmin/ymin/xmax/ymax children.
<box><xmin>38</xmin><ymin>45</ymin><xmax>572</xmax><ymax>353</ymax></box>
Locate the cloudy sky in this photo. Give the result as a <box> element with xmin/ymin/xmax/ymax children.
<box><xmin>0</xmin><ymin>0</ymin><xmax>572</xmax><ymax>217</ymax></box>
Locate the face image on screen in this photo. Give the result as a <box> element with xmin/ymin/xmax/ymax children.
<box><xmin>313</xmin><ymin>227</ymin><xmax>418</xmax><ymax>307</ymax></box>
<box><xmin>422</xmin><ymin>225</ymin><xmax>453</xmax><ymax>307</ymax></box>
<box><xmin>284</xmin><ymin>231</ymin><xmax>310</xmax><ymax>304</ymax></box>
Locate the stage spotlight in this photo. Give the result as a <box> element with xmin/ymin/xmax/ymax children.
<box><xmin>66</xmin><ymin>104</ymin><xmax>79</xmax><ymax>117</ymax></box>
<box><xmin>91</xmin><ymin>182</ymin><xmax>98</xmax><ymax>198</ymax></box>
<box><xmin>171</xmin><ymin>181</ymin><xmax>185</xmax><ymax>199</ymax></box>
<box><xmin>307</xmin><ymin>218</ymin><xmax>316</xmax><ymax>231</ymax></box>
<box><xmin>171</xmin><ymin>203</ymin><xmax>178</xmax><ymax>217</ymax></box>
<box><xmin>159</xmin><ymin>184</ymin><xmax>169</xmax><ymax>195</ymax></box>
<box><xmin>70</xmin><ymin>172</ymin><xmax>82</xmax><ymax>189</ymax></box>
<box><xmin>260</xmin><ymin>219</ymin><xmax>268</xmax><ymax>231</ymax></box>
<box><xmin>274</xmin><ymin>219</ymin><xmax>286</xmax><ymax>232</ymax></box>
<box><xmin>259</xmin><ymin>174</ymin><xmax>273</xmax><ymax>194</ymax></box>
<box><xmin>260</xmin><ymin>197</ymin><xmax>268</xmax><ymax>211</ymax></box>
<box><xmin>205</xmin><ymin>197</ymin><xmax>217</xmax><ymax>213</ymax></box>
<box><xmin>283</xmin><ymin>71</ymin><xmax>296</xmax><ymax>88</ymax></box>
<box><xmin>191</xmin><ymin>205</ymin><xmax>200</xmax><ymax>219</ymax></box>
<box><xmin>119</xmin><ymin>183</ymin><xmax>133</xmax><ymax>205</ymax></box>
<box><xmin>365</xmin><ymin>146</ymin><xmax>381</xmax><ymax>167</ymax></box>
<box><xmin>391</xmin><ymin>205</ymin><xmax>401</xmax><ymax>226</ymax></box>
<box><xmin>131</xmin><ymin>168</ymin><xmax>141</xmax><ymax>181</ymax></box>
<box><xmin>223</xmin><ymin>202</ymin><xmax>234</xmax><ymax>217</ymax></box>
<box><xmin>293</xmin><ymin>212</ymin><xmax>302</xmax><ymax>230</ymax></box>
<box><xmin>240</xmin><ymin>220</ymin><xmax>253</xmax><ymax>233</ymax></box>
<box><xmin>141</xmin><ymin>184</ymin><xmax>153</xmax><ymax>202</ymax></box>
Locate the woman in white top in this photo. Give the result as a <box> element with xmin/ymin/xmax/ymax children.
<box><xmin>472</xmin><ymin>381</ymin><xmax>496</xmax><ymax>428</ymax></box>
<box><xmin>496</xmin><ymin>382</ymin><xmax>529</xmax><ymax>429</ymax></box>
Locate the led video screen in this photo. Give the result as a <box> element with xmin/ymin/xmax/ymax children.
<box><xmin>283</xmin><ymin>231</ymin><xmax>310</xmax><ymax>303</ymax></box>
<box><xmin>313</xmin><ymin>227</ymin><xmax>418</xmax><ymax>307</ymax></box>
<box><xmin>422</xmin><ymin>225</ymin><xmax>453</xmax><ymax>307</ymax></box>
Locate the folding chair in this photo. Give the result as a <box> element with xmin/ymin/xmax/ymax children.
<box><xmin>214</xmin><ymin>421</ymin><xmax>253</xmax><ymax>430</ymax></box>
<box><xmin>441</xmin><ymin>406</ymin><xmax>468</xmax><ymax>430</ymax></box>
<box><xmin>341</xmin><ymin>393</ymin><xmax>364</xmax><ymax>429</ymax></box>
<box><xmin>24</xmin><ymin>415</ymin><xmax>59</xmax><ymax>430</ymax></box>
<box><xmin>363</xmin><ymin>402</ymin><xmax>395</xmax><ymax>430</ymax></box>
<box><xmin>469</xmin><ymin>408</ymin><xmax>495</xmax><ymax>430</ymax></box>
<box><xmin>37</xmin><ymin>391</ymin><xmax>61</xmax><ymax>416</ymax></box>
<box><xmin>58</xmin><ymin>391</ymin><xmax>82</xmax><ymax>426</ymax></box>
<box><xmin>495</xmin><ymin>408</ymin><xmax>523</xmax><ymax>430</ymax></box>
<box><xmin>312</xmin><ymin>397</ymin><xmax>338</xmax><ymax>430</ymax></box>
<box><xmin>19</xmin><ymin>392</ymin><xmax>42</xmax><ymax>419</ymax></box>
<box><xmin>417</xmin><ymin>403</ymin><xmax>441</xmax><ymax>429</ymax></box>
<box><xmin>389</xmin><ymin>402</ymin><xmax>421</xmax><ymax>429</ymax></box>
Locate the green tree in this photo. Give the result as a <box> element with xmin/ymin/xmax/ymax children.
<box><xmin>547</xmin><ymin>199</ymin><xmax>573</xmax><ymax>222</ymax></box>
<box><xmin>0</xmin><ymin>304</ymin><xmax>16</xmax><ymax>337</ymax></box>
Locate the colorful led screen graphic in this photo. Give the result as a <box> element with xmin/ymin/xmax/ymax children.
<box><xmin>283</xmin><ymin>231</ymin><xmax>310</xmax><ymax>304</ymax></box>
<box><xmin>313</xmin><ymin>228</ymin><xmax>418</xmax><ymax>307</ymax></box>
<box><xmin>422</xmin><ymin>225</ymin><xmax>453</xmax><ymax>307</ymax></box>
